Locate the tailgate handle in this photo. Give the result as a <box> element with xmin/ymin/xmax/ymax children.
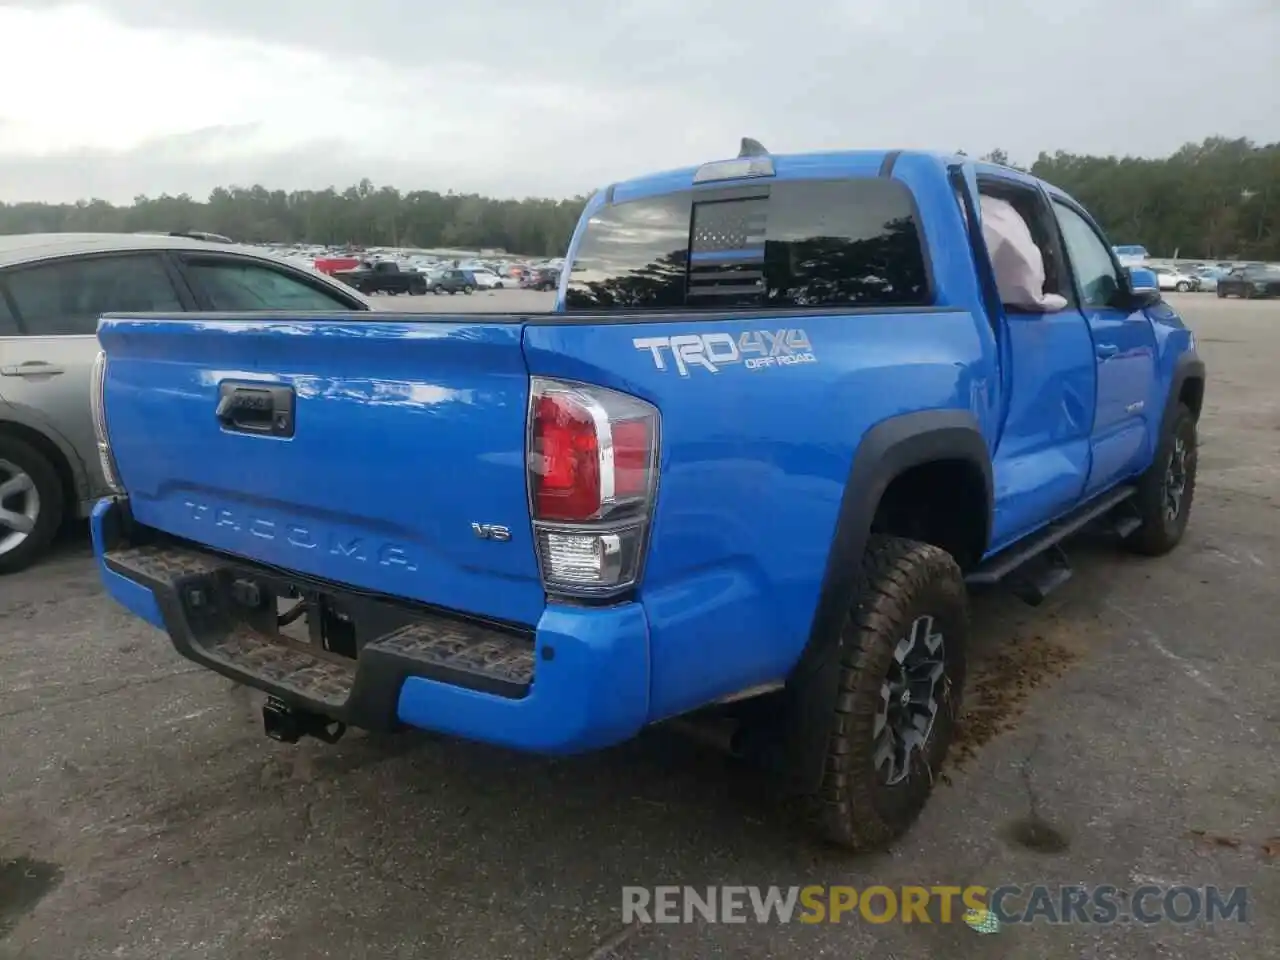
<box><xmin>216</xmin><ymin>383</ymin><xmax>295</xmax><ymax>438</ymax></box>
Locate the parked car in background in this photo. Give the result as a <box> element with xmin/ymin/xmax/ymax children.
<box><xmin>0</xmin><ymin>233</ymin><xmax>370</xmax><ymax>573</ymax></box>
<box><xmin>1113</xmin><ymin>244</ymin><xmax>1150</xmax><ymax>266</ymax></box>
<box><xmin>431</xmin><ymin>269</ymin><xmax>476</xmax><ymax>295</ymax></box>
<box><xmin>313</xmin><ymin>256</ymin><xmax>362</xmax><ymax>276</ymax></box>
<box><xmin>332</xmin><ymin>260</ymin><xmax>429</xmax><ymax>296</ymax></box>
<box><xmin>1190</xmin><ymin>266</ymin><xmax>1228</xmax><ymax>292</ymax></box>
<box><xmin>1152</xmin><ymin>265</ymin><xmax>1197</xmax><ymax>292</ymax></box>
<box><xmin>520</xmin><ymin>267</ymin><xmax>560</xmax><ymax>291</ymax></box>
<box><xmin>469</xmin><ymin>269</ymin><xmax>506</xmax><ymax>290</ymax></box>
<box><xmin>1216</xmin><ymin>264</ymin><xmax>1280</xmax><ymax>299</ymax></box>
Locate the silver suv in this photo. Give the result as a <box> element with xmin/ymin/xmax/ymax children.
<box><xmin>0</xmin><ymin>233</ymin><xmax>370</xmax><ymax>573</ymax></box>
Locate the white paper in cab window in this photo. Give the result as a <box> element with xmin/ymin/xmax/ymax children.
<box><xmin>979</xmin><ymin>194</ymin><xmax>1068</xmax><ymax>313</ymax></box>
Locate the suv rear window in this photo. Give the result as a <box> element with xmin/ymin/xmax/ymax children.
<box><xmin>564</xmin><ymin>178</ymin><xmax>930</xmax><ymax>311</ymax></box>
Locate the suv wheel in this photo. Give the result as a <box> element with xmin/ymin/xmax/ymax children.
<box><xmin>0</xmin><ymin>436</ymin><xmax>65</xmax><ymax>575</ymax></box>
<box><xmin>800</xmin><ymin>535</ymin><xmax>967</xmax><ymax>850</ymax></box>
<box><xmin>433</xmin><ymin>285</ymin><xmax>444</xmax><ymax>295</ymax></box>
<box><xmin>463</xmin><ymin>285</ymin><xmax>474</xmax><ymax>295</ymax></box>
<box><xmin>1125</xmin><ymin>402</ymin><xmax>1197</xmax><ymax>556</ymax></box>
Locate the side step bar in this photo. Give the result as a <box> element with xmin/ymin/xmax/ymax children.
<box><xmin>966</xmin><ymin>484</ymin><xmax>1137</xmax><ymax>603</ymax></box>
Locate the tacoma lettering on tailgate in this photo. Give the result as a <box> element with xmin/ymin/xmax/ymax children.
<box><xmin>183</xmin><ymin>501</ymin><xmax>419</xmax><ymax>571</ymax></box>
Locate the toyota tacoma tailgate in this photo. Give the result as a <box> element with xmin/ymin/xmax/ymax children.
<box><xmin>96</xmin><ymin>313</ymin><xmax>543</xmax><ymax>626</ymax></box>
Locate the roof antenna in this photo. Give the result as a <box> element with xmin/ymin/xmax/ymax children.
<box><xmin>738</xmin><ymin>137</ymin><xmax>769</xmax><ymax>158</ymax></box>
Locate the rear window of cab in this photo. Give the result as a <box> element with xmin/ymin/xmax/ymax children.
<box><xmin>563</xmin><ymin>178</ymin><xmax>931</xmax><ymax>312</ymax></box>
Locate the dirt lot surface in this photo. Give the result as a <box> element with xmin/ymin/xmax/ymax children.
<box><xmin>2</xmin><ymin>294</ymin><xmax>1277</xmax><ymax>959</ymax></box>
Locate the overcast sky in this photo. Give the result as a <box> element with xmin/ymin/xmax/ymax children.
<box><xmin>0</xmin><ymin>0</ymin><xmax>1276</xmax><ymax>204</ymax></box>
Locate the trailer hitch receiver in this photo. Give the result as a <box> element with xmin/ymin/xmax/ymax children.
<box><xmin>262</xmin><ymin>696</ymin><xmax>347</xmax><ymax>744</ymax></box>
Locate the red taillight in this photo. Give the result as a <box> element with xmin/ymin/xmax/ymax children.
<box><xmin>610</xmin><ymin>418</ymin><xmax>651</xmax><ymax>500</ymax></box>
<box><xmin>532</xmin><ymin>393</ymin><xmax>601</xmax><ymax>521</ymax></box>
<box><xmin>528</xmin><ymin>378</ymin><xmax>660</xmax><ymax>596</ymax></box>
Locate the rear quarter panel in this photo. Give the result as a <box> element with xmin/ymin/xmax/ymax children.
<box><xmin>524</xmin><ymin>307</ymin><xmax>995</xmax><ymax>721</ymax></box>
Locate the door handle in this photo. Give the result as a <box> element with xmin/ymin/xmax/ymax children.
<box><xmin>0</xmin><ymin>362</ymin><xmax>66</xmax><ymax>377</ymax></box>
<box><xmin>1095</xmin><ymin>344</ymin><xmax>1119</xmax><ymax>360</ymax></box>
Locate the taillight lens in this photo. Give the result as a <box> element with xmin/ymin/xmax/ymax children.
<box><xmin>528</xmin><ymin>378</ymin><xmax>659</xmax><ymax>597</ymax></box>
<box><xmin>90</xmin><ymin>350</ymin><xmax>123</xmax><ymax>493</ymax></box>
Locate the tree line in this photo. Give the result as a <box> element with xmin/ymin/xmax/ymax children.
<box><xmin>0</xmin><ymin>137</ymin><xmax>1276</xmax><ymax>260</ymax></box>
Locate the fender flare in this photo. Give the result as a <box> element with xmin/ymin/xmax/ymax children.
<box><xmin>777</xmin><ymin>408</ymin><xmax>993</xmax><ymax>793</ymax></box>
<box><xmin>1163</xmin><ymin>348</ymin><xmax>1205</xmax><ymax>427</ymax></box>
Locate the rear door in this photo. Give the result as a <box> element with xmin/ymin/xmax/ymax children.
<box><xmin>0</xmin><ymin>252</ymin><xmax>191</xmax><ymax>501</ymax></box>
<box><xmin>1050</xmin><ymin>198</ymin><xmax>1157</xmax><ymax>495</ymax></box>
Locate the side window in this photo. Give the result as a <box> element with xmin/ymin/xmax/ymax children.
<box><xmin>183</xmin><ymin>258</ymin><xmax>359</xmax><ymax>311</ymax></box>
<box><xmin>5</xmin><ymin>255</ymin><xmax>183</xmax><ymax>336</ymax></box>
<box><xmin>1052</xmin><ymin>202</ymin><xmax>1122</xmax><ymax>308</ymax></box>
<box><xmin>0</xmin><ymin>291</ymin><xmax>19</xmax><ymax>336</ymax></box>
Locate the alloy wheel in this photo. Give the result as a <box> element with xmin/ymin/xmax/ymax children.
<box><xmin>873</xmin><ymin>615</ymin><xmax>947</xmax><ymax>786</ymax></box>
<box><xmin>0</xmin><ymin>459</ymin><xmax>40</xmax><ymax>558</ymax></box>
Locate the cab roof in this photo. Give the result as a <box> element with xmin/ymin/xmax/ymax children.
<box><xmin>598</xmin><ymin>147</ymin><xmax>1060</xmax><ymax>205</ymax></box>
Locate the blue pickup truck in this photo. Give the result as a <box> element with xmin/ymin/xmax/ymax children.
<box><xmin>90</xmin><ymin>143</ymin><xmax>1203</xmax><ymax>850</ymax></box>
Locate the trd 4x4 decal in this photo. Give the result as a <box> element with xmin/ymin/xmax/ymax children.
<box><xmin>632</xmin><ymin>329</ymin><xmax>816</xmax><ymax>376</ymax></box>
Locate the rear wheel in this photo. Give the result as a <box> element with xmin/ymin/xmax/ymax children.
<box><xmin>1216</xmin><ymin>287</ymin><xmax>1227</xmax><ymax>298</ymax></box>
<box><xmin>1126</xmin><ymin>403</ymin><xmax>1197</xmax><ymax>556</ymax></box>
<box><xmin>463</xmin><ymin>285</ymin><xmax>474</xmax><ymax>295</ymax></box>
<box><xmin>0</xmin><ymin>436</ymin><xmax>65</xmax><ymax>575</ymax></box>
<box><xmin>800</xmin><ymin>536</ymin><xmax>967</xmax><ymax>850</ymax></box>
<box><xmin>1176</xmin><ymin>281</ymin><xmax>1191</xmax><ymax>293</ymax></box>
<box><xmin>433</xmin><ymin>285</ymin><xmax>444</xmax><ymax>295</ymax></box>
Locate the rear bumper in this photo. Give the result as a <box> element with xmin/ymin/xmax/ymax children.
<box><xmin>91</xmin><ymin>498</ymin><xmax>651</xmax><ymax>754</ymax></box>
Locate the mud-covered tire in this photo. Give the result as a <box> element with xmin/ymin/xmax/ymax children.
<box><xmin>0</xmin><ymin>435</ymin><xmax>65</xmax><ymax>575</ymax></box>
<box><xmin>804</xmin><ymin>535</ymin><xmax>968</xmax><ymax>851</ymax></box>
<box><xmin>1125</xmin><ymin>402</ymin><xmax>1197</xmax><ymax>556</ymax></box>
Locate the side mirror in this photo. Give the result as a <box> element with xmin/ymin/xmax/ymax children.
<box><xmin>1126</xmin><ymin>266</ymin><xmax>1162</xmax><ymax>307</ymax></box>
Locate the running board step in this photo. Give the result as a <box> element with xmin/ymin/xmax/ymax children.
<box><xmin>966</xmin><ymin>484</ymin><xmax>1137</xmax><ymax>588</ymax></box>
<box><xmin>1006</xmin><ymin>545</ymin><xmax>1072</xmax><ymax>606</ymax></box>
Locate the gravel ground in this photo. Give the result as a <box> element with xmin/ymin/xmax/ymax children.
<box><xmin>1</xmin><ymin>294</ymin><xmax>1277</xmax><ymax>960</ymax></box>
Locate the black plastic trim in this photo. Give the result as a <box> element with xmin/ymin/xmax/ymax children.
<box><xmin>965</xmin><ymin>483</ymin><xmax>1135</xmax><ymax>585</ymax></box>
<box><xmin>104</xmin><ymin>538</ymin><xmax>536</xmax><ymax>730</ymax></box>
<box><xmin>948</xmin><ymin>163</ymin><xmax>1002</xmax><ymax>334</ymax></box>
<box><xmin>1165</xmin><ymin>349</ymin><xmax>1206</xmax><ymax>425</ymax></box>
<box><xmin>780</xmin><ymin>408</ymin><xmax>993</xmax><ymax>792</ymax></box>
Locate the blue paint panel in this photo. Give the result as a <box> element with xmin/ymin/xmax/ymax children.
<box><xmin>90</xmin><ymin>499</ymin><xmax>164</xmax><ymax>629</ymax></box>
<box><xmin>396</xmin><ymin>601</ymin><xmax>650</xmax><ymax>753</ymax></box>
<box><xmin>523</xmin><ymin>305</ymin><xmax>998</xmax><ymax>721</ymax></box>
<box><xmin>988</xmin><ymin>312</ymin><xmax>1096</xmax><ymax>548</ymax></box>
